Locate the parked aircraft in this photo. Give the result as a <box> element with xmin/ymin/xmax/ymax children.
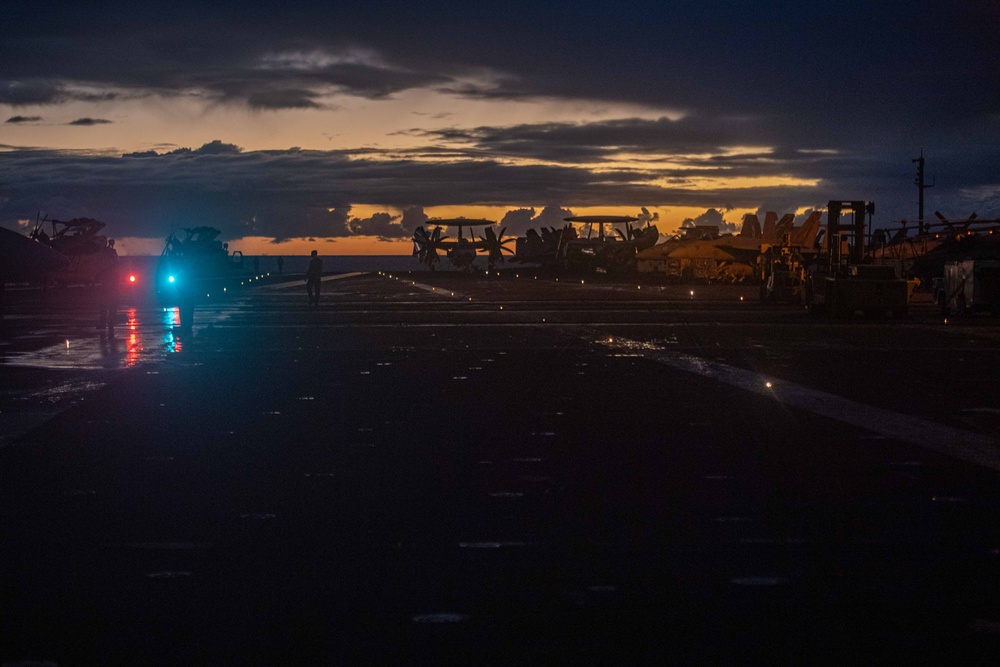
<box><xmin>411</xmin><ymin>219</ymin><xmax>514</xmax><ymax>271</ymax></box>
<box><xmin>0</xmin><ymin>226</ymin><xmax>70</xmax><ymax>319</ymax></box>
<box><xmin>511</xmin><ymin>215</ymin><xmax>658</xmax><ymax>272</ymax></box>
<box><xmin>29</xmin><ymin>216</ymin><xmax>116</xmax><ymax>286</ymax></box>
<box><xmin>636</xmin><ymin>211</ymin><xmax>822</xmax><ymax>282</ymax></box>
<box><xmin>1</xmin><ymin>226</ymin><xmax>70</xmax><ymax>283</ymax></box>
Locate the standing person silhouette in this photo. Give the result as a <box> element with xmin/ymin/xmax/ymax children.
<box><xmin>97</xmin><ymin>238</ymin><xmax>120</xmax><ymax>332</ymax></box>
<box><xmin>305</xmin><ymin>250</ymin><xmax>322</xmax><ymax>305</ymax></box>
<box><xmin>277</xmin><ymin>256</ymin><xmax>284</xmax><ymax>274</ymax></box>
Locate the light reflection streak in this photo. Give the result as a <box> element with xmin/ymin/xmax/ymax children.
<box><xmin>162</xmin><ymin>307</ymin><xmax>182</xmax><ymax>353</ymax></box>
<box><xmin>164</xmin><ymin>330</ymin><xmax>182</xmax><ymax>354</ymax></box>
<box><xmin>125</xmin><ymin>307</ymin><xmax>185</xmax><ymax>364</ymax></box>
<box><xmin>163</xmin><ymin>307</ymin><xmax>181</xmax><ymax>328</ymax></box>
<box><xmin>3</xmin><ymin>306</ymin><xmax>186</xmax><ymax>371</ymax></box>
<box><xmin>125</xmin><ymin>308</ymin><xmax>142</xmax><ymax>366</ymax></box>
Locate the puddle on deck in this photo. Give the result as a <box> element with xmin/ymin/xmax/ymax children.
<box><xmin>3</xmin><ymin>307</ymin><xmax>187</xmax><ymax>371</ymax></box>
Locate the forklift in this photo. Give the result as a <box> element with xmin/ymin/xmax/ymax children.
<box><xmin>804</xmin><ymin>200</ymin><xmax>909</xmax><ymax>317</ymax></box>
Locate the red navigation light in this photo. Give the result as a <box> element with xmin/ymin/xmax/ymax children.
<box><xmin>128</xmin><ymin>274</ymin><xmax>137</xmax><ymax>283</ymax></box>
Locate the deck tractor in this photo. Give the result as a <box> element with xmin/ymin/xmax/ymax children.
<box><xmin>804</xmin><ymin>200</ymin><xmax>909</xmax><ymax>317</ymax></box>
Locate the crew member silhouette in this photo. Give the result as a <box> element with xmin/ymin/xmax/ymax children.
<box><xmin>305</xmin><ymin>250</ymin><xmax>322</xmax><ymax>305</ymax></box>
<box><xmin>97</xmin><ymin>238</ymin><xmax>120</xmax><ymax>332</ymax></box>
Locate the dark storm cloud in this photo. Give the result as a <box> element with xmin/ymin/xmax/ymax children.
<box><xmin>0</xmin><ymin>0</ymin><xmax>1000</xmax><ymax>206</ymax></box>
<box><xmin>411</xmin><ymin>116</ymin><xmax>899</xmax><ymax>188</ymax></box>
<box><xmin>6</xmin><ymin>115</ymin><xmax>42</xmax><ymax>124</ymax></box>
<box><xmin>2</xmin><ymin>0</ymin><xmax>998</xmax><ymax>242</ymax></box>
<box><xmin>202</xmin><ymin>62</ymin><xmax>451</xmax><ymax>109</ymax></box>
<box><xmin>0</xmin><ymin>18</ymin><xmax>454</xmax><ymax>110</ymax></box>
<box><xmin>416</xmin><ymin>116</ymin><xmax>783</xmax><ymax>163</ymax></box>
<box><xmin>0</xmin><ymin>80</ymin><xmax>131</xmax><ymax>106</ymax></box>
<box><xmin>2</xmin><ymin>135</ymin><xmax>998</xmax><ymax>242</ymax></box>
<box><xmin>3</xmin><ymin>1</ymin><xmax>995</xmax><ymax>133</ymax></box>
<box><xmin>0</xmin><ymin>80</ymin><xmax>64</xmax><ymax>105</ymax></box>
<box><xmin>0</xmin><ymin>141</ymin><xmax>795</xmax><ymax>239</ymax></box>
<box><xmin>244</xmin><ymin>88</ymin><xmax>322</xmax><ymax>110</ymax></box>
<box><xmin>67</xmin><ymin>117</ymin><xmax>113</xmax><ymax>126</ymax></box>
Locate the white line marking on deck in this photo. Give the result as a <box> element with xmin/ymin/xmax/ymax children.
<box><xmin>602</xmin><ymin>335</ymin><xmax>1000</xmax><ymax>471</ymax></box>
<box><xmin>264</xmin><ymin>272</ymin><xmax>367</xmax><ymax>289</ymax></box>
<box><xmin>399</xmin><ymin>279</ymin><xmax>467</xmax><ymax>300</ymax></box>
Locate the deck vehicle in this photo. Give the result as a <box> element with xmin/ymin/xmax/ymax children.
<box><xmin>804</xmin><ymin>201</ymin><xmax>909</xmax><ymax>317</ymax></box>
<box><xmin>156</xmin><ymin>226</ymin><xmax>243</xmax><ymax>305</ymax></box>
<box><xmin>935</xmin><ymin>259</ymin><xmax>1000</xmax><ymax>315</ymax></box>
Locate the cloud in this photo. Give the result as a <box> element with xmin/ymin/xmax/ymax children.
<box><xmin>5</xmin><ymin>115</ymin><xmax>42</xmax><ymax>123</ymax></box>
<box><xmin>123</xmin><ymin>141</ymin><xmax>243</xmax><ymax>158</ymax></box>
<box><xmin>0</xmin><ymin>45</ymin><xmax>456</xmax><ymax>113</ymax></box>
<box><xmin>533</xmin><ymin>206</ymin><xmax>575</xmax><ymax>229</ymax></box>
<box><xmin>498</xmin><ymin>206</ymin><xmax>574</xmax><ymax>236</ymax></box>
<box><xmin>245</xmin><ymin>88</ymin><xmax>322</xmax><ymax>110</ymax></box>
<box><xmin>400</xmin><ymin>206</ymin><xmax>429</xmax><ymax>232</ymax></box>
<box><xmin>0</xmin><ymin>80</ymin><xmax>64</xmax><ymax>105</ymax></box>
<box><xmin>347</xmin><ymin>211</ymin><xmax>409</xmax><ymax>238</ymax></box>
<box><xmin>637</xmin><ymin>207</ymin><xmax>659</xmax><ymax>225</ymax></box>
<box><xmin>68</xmin><ymin>117</ymin><xmax>113</xmax><ymax>126</ymax></box>
<box><xmin>0</xmin><ymin>80</ymin><xmax>133</xmax><ymax>106</ymax></box>
<box><xmin>498</xmin><ymin>208</ymin><xmax>536</xmax><ymax>235</ymax></box>
<box><xmin>680</xmin><ymin>208</ymin><xmax>739</xmax><ymax>234</ymax></box>
<box><xmin>1</xmin><ymin>134</ymin><xmax>997</xmax><ymax>244</ymax></box>
<box><xmin>0</xmin><ymin>1</ymin><xmax>994</xmax><ymax>145</ymax></box>
<box><xmin>178</xmin><ymin>140</ymin><xmax>242</xmax><ymax>155</ymax></box>
<box><xmin>414</xmin><ymin>116</ymin><xmax>818</xmax><ymax>166</ymax></box>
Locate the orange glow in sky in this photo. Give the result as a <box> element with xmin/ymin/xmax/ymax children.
<box><xmin>211</xmin><ymin>205</ymin><xmax>762</xmax><ymax>256</ymax></box>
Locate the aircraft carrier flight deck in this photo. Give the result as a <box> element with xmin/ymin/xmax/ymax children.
<box><xmin>2</xmin><ymin>270</ymin><xmax>1000</xmax><ymax>665</ymax></box>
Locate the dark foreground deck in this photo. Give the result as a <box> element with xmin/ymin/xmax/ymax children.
<box><xmin>2</xmin><ymin>272</ymin><xmax>1000</xmax><ymax>665</ymax></box>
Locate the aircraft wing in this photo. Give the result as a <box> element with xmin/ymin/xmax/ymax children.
<box><xmin>0</xmin><ymin>227</ymin><xmax>70</xmax><ymax>281</ymax></box>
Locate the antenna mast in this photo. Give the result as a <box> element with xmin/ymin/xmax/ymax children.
<box><xmin>912</xmin><ymin>149</ymin><xmax>935</xmax><ymax>235</ymax></box>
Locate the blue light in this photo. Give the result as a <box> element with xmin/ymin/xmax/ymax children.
<box><xmin>168</xmin><ymin>275</ymin><xmax>175</xmax><ymax>283</ymax></box>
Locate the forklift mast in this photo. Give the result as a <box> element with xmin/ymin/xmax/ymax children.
<box><xmin>826</xmin><ymin>200</ymin><xmax>874</xmax><ymax>270</ymax></box>
<box><xmin>806</xmin><ymin>199</ymin><xmax>906</xmax><ymax>317</ymax></box>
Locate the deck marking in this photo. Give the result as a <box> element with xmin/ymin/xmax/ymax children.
<box><xmin>395</xmin><ymin>279</ymin><xmax>467</xmax><ymax>300</ymax></box>
<box><xmin>601</xmin><ymin>336</ymin><xmax>1000</xmax><ymax>472</ymax></box>
<box><xmin>264</xmin><ymin>272</ymin><xmax>367</xmax><ymax>289</ymax></box>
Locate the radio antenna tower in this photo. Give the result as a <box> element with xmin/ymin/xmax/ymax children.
<box><xmin>912</xmin><ymin>149</ymin><xmax>935</xmax><ymax>235</ymax></box>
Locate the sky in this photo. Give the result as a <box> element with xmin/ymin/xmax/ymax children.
<box><xmin>1</xmin><ymin>0</ymin><xmax>998</xmax><ymax>255</ymax></box>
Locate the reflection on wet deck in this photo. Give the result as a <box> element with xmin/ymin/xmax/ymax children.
<box><xmin>3</xmin><ymin>306</ymin><xmax>185</xmax><ymax>371</ymax></box>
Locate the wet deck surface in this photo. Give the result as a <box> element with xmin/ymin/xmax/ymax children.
<box><xmin>3</xmin><ymin>272</ymin><xmax>1000</xmax><ymax>665</ymax></box>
